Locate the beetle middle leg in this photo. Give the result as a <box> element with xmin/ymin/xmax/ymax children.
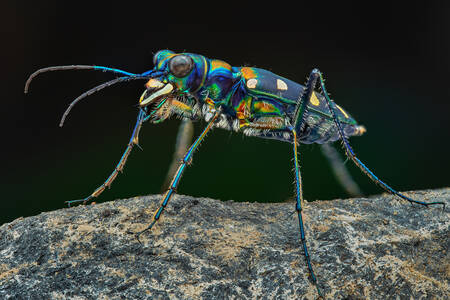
<box><xmin>239</xmin><ymin>116</ymin><xmax>324</xmax><ymax>296</ymax></box>
<box><xmin>65</xmin><ymin>109</ymin><xmax>146</xmax><ymax>206</ymax></box>
<box><xmin>135</xmin><ymin>112</ymin><xmax>220</xmax><ymax>241</ymax></box>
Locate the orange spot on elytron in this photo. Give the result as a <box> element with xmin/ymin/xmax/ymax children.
<box><xmin>210</xmin><ymin>59</ymin><xmax>232</xmax><ymax>71</ymax></box>
<box><xmin>241</xmin><ymin>67</ymin><xmax>257</xmax><ymax>79</ymax></box>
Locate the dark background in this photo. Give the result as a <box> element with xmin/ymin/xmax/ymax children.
<box><xmin>2</xmin><ymin>3</ymin><xmax>449</xmax><ymax>225</ymax></box>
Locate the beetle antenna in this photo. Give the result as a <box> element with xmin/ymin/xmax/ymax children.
<box><xmin>59</xmin><ymin>75</ymin><xmax>150</xmax><ymax>127</ymax></box>
<box><xmin>24</xmin><ymin>65</ymin><xmax>146</xmax><ymax>93</ymax></box>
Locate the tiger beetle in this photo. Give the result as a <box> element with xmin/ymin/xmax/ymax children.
<box><xmin>25</xmin><ymin>50</ymin><xmax>445</xmax><ymax>298</ymax></box>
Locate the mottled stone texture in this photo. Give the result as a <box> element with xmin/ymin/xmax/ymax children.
<box><xmin>0</xmin><ymin>188</ymin><xmax>448</xmax><ymax>299</ymax></box>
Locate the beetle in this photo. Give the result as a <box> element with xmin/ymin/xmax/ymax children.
<box><xmin>25</xmin><ymin>50</ymin><xmax>444</xmax><ymax>298</ymax></box>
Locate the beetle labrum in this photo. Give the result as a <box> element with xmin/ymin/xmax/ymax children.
<box><xmin>25</xmin><ymin>50</ymin><xmax>444</xmax><ymax>298</ymax></box>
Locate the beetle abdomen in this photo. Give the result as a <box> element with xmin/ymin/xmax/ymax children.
<box><xmin>241</xmin><ymin>67</ymin><xmax>356</xmax><ymax>123</ymax></box>
<box><xmin>238</xmin><ymin>67</ymin><xmax>365</xmax><ymax>144</ymax></box>
<box><xmin>298</xmin><ymin>115</ymin><xmax>366</xmax><ymax>144</ymax></box>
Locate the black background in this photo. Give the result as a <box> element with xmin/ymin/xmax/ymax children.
<box><xmin>3</xmin><ymin>2</ymin><xmax>449</xmax><ymax>225</ymax></box>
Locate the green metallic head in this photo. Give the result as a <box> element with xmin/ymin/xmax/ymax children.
<box><xmin>139</xmin><ymin>50</ymin><xmax>208</xmax><ymax>111</ymax></box>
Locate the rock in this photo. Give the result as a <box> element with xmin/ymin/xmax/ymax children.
<box><xmin>0</xmin><ymin>188</ymin><xmax>448</xmax><ymax>299</ymax></box>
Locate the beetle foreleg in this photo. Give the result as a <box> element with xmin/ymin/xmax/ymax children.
<box><xmin>65</xmin><ymin>110</ymin><xmax>145</xmax><ymax>207</ymax></box>
<box><xmin>135</xmin><ymin>112</ymin><xmax>220</xmax><ymax>241</ymax></box>
<box><xmin>60</xmin><ymin>76</ymin><xmax>149</xmax><ymax>127</ymax></box>
<box><xmin>314</xmin><ymin>69</ymin><xmax>445</xmax><ymax>209</ymax></box>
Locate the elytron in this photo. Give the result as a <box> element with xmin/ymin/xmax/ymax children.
<box><xmin>25</xmin><ymin>50</ymin><xmax>444</xmax><ymax>297</ymax></box>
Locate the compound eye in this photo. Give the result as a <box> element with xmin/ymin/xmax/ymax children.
<box><xmin>169</xmin><ymin>55</ymin><xmax>194</xmax><ymax>77</ymax></box>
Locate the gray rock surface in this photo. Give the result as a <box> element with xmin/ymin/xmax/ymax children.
<box><xmin>0</xmin><ymin>188</ymin><xmax>448</xmax><ymax>299</ymax></box>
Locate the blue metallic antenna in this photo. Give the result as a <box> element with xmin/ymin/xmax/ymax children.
<box><xmin>58</xmin><ymin>75</ymin><xmax>149</xmax><ymax>127</ymax></box>
<box><xmin>24</xmin><ymin>65</ymin><xmax>168</xmax><ymax>126</ymax></box>
<box><xmin>24</xmin><ymin>65</ymin><xmax>151</xmax><ymax>93</ymax></box>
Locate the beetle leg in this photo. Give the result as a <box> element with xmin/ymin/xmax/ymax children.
<box><xmin>290</xmin><ymin>127</ymin><xmax>324</xmax><ymax>298</ymax></box>
<box><xmin>292</xmin><ymin>71</ymin><xmax>319</xmax><ymax>132</ymax></box>
<box><xmin>65</xmin><ymin>110</ymin><xmax>145</xmax><ymax>207</ymax></box>
<box><xmin>292</xmin><ymin>70</ymin><xmax>363</xmax><ymax>198</ymax></box>
<box><xmin>135</xmin><ymin>112</ymin><xmax>220</xmax><ymax>241</ymax></box>
<box><xmin>161</xmin><ymin>119</ymin><xmax>194</xmax><ymax>191</ymax></box>
<box><xmin>313</xmin><ymin>68</ymin><xmax>444</xmax><ymax>208</ymax></box>
<box><xmin>320</xmin><ymin>143</ymin><xmax>363</xmax><ymax>197</ymax></box>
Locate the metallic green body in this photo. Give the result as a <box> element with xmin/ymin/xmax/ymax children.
<box><xmin>148</xmin><ymin>50</ymin><xmax>363</xmax><ymax>144</ymax></box>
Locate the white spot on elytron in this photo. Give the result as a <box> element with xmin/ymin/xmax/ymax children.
<box><xmin>277</xmin><ymin>79</ymin><xmax>288</xmax><ymax>91</ymax></box>
<box><xmin>247</xmin><ymin>78</ymin><xmax>257</xmax><ymax>89</ymax></box>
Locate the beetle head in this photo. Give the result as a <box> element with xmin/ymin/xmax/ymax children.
<box><xmin>139</xmin><ymin>50</ymin><xmax>208</xmax><ymax>119</ymax></box>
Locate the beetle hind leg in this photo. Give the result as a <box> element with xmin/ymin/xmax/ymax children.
<box><xmin>313</xmin><ymin>69</ymin><xmax>445</xmax><ymax>208</ymax></box>
<box><xmin>290</xmin><ymin>127</ymin><xmax>324</xmax><ymax>298</ymax></box>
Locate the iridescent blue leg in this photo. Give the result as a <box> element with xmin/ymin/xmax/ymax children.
<box><xmin>292</xmin><ymin>69</ymin><xmax>319</xmax><ymax>133</ymax></box>
<box><xmin>66</xmin><ymin>109</ymin><xmax>146</xmax><ymax>207</ymax></box>
<box><xmin>292</xmin><ymin>71</ymin><xmax>362</xmax><ymax>197</ymax></box>
<box><xmin>289</xmin><ymin>71</ymin><xmax>325</xmax><ymax>297</ymax></box>
<box><xmin>312</xmin><ymin>68</ymin><xmax>444</xmax><ymax>208</ymax></box>
<box><xmin>135</xmin><ymin>112</ymin><xmax>219</xmax><ymax>240</ymax></box>
<box><xmin>290</xmin><ymin>128</ymin><xmax>324</xmax><ymax>298</ymax></box>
